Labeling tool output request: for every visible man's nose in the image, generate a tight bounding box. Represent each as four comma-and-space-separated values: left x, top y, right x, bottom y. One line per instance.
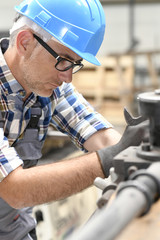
58, 68, 73, 84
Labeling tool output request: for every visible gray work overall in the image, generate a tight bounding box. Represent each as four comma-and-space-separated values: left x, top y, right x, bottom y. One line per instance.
0, 102, 44, 240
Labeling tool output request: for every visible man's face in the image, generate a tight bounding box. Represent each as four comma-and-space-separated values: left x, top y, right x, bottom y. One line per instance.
21, 37, 82, 97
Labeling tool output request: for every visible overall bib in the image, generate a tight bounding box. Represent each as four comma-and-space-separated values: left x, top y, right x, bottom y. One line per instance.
0, 102, 44, 240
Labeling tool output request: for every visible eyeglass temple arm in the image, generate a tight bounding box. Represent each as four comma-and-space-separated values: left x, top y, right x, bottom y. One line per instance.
33, 33, 59, 59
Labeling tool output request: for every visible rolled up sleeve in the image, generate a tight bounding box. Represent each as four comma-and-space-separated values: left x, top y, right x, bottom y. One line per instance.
51, 83, 113, 151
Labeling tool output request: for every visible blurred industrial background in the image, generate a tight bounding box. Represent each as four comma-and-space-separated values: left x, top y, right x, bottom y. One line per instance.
1, 0, 160, 239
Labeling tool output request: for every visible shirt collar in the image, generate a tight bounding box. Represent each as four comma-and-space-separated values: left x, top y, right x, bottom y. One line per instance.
0, 38, 27, 99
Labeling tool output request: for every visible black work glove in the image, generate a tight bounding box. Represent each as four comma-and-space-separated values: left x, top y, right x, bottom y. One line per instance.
97, 108, 149, 177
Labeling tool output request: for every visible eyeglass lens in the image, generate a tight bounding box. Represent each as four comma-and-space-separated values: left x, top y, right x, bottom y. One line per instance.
56, 59, 83, 74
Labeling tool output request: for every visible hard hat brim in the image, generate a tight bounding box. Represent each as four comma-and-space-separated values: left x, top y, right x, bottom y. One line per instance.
68, 47, 101, 66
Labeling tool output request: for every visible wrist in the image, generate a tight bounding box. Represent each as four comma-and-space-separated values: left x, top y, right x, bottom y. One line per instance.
96, 144, 120, 177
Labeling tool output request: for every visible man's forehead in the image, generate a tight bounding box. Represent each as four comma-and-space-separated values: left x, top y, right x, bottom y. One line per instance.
50, 37, 82, 61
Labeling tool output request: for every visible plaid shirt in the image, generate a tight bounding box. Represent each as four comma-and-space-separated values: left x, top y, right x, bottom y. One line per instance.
0, 38, 112, 181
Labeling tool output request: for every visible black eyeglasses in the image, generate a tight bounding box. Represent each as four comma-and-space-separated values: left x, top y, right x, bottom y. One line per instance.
33, 34, 84, 74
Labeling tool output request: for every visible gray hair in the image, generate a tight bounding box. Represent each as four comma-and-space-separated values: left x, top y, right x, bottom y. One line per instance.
9, 14, 60, 46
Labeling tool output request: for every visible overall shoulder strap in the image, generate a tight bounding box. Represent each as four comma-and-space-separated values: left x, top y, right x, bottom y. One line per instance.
27, 101, 42, 129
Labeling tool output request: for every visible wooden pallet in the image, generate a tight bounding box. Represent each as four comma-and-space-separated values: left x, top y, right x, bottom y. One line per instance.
73, 51, 160, 106
73, 55, 135, 109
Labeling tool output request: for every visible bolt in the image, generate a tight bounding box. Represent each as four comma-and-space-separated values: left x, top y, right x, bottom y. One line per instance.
127, 165, 138, 176
142, 143, 151, 152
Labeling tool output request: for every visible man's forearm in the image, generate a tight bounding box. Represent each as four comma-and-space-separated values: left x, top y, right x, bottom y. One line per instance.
0, 152, 104, 209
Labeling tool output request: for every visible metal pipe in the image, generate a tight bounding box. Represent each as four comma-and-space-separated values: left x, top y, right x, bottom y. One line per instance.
67, 162, 160, 240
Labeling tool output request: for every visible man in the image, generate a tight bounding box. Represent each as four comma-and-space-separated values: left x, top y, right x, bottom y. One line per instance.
0, 0, 147, 239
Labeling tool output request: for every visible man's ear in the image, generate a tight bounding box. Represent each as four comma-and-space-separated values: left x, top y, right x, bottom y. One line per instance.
16, 30, 35, 57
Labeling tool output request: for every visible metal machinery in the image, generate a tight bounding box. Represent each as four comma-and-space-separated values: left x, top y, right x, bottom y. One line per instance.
67, 89, 160, 240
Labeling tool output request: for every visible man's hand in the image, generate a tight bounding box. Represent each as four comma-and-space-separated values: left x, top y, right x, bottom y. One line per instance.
97, 108, 149, 177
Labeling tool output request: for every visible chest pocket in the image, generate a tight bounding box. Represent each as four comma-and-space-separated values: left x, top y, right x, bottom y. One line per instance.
13, 102, 44, 169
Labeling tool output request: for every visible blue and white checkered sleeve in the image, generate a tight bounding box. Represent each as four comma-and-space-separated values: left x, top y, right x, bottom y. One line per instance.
0, 129, 23, 182
51, 83, 113, 151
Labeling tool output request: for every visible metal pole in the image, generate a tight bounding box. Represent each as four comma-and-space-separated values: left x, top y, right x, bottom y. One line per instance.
67, 163, 160, 240
129, 0, 136, 51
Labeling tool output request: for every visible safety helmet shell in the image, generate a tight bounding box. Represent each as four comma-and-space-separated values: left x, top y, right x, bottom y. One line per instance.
15, 0, 106, 65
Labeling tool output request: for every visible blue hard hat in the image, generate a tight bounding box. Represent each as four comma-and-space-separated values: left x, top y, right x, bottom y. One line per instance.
15, 0, 106, 66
